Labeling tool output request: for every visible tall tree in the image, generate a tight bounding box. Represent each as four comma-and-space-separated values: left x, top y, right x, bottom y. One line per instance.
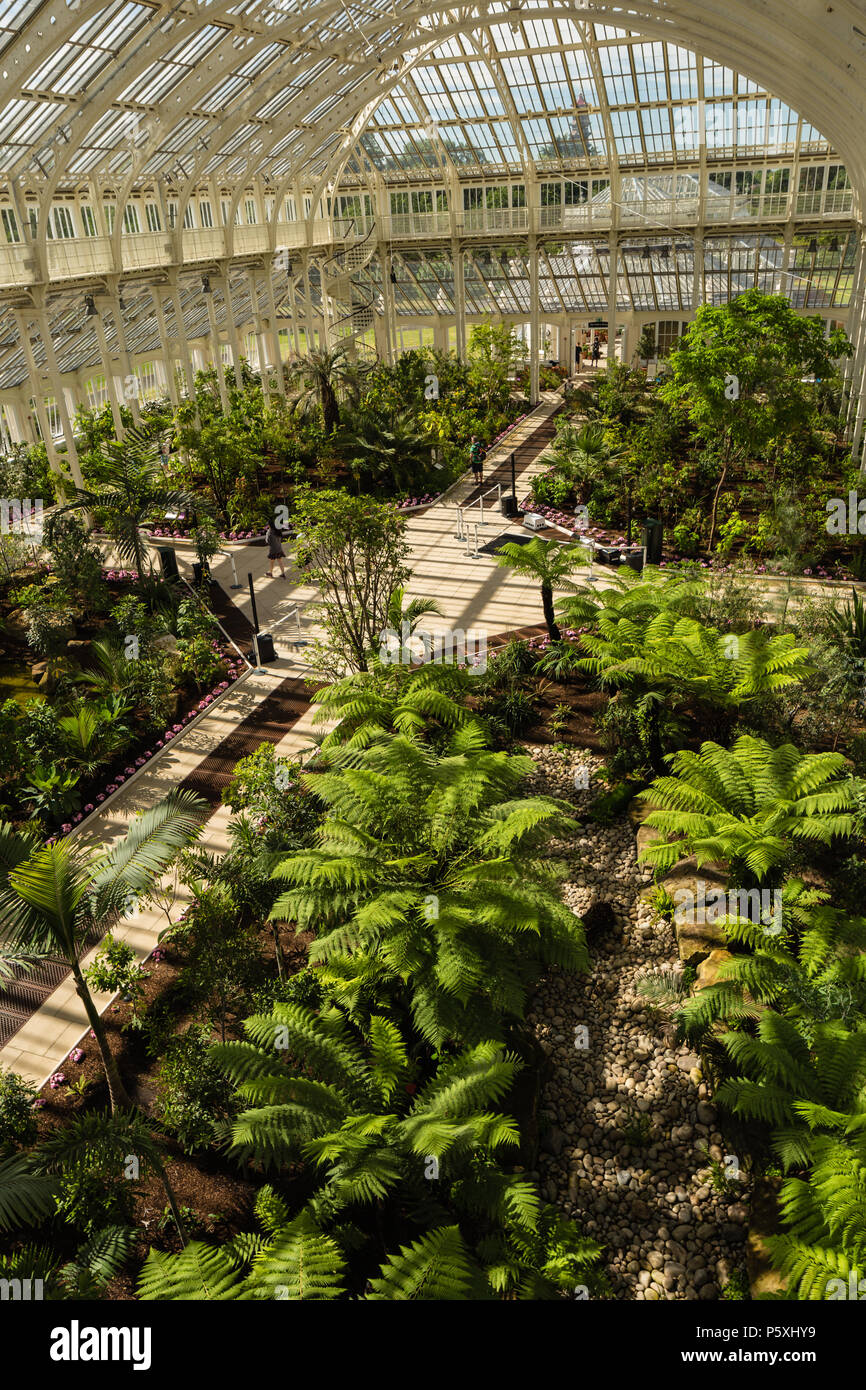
292, 488, 410, 677
657, 291, 851, 548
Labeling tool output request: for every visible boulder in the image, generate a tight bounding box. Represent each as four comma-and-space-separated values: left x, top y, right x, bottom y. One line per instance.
694, 949, 735, 991
4, 607, 29, 639
153, 633, 178, 654
661, 857, 730, 965
66, 638, 91, 654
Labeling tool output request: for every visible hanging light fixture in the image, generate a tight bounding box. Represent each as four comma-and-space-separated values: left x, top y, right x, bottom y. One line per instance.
389, 268, 398, 284
659, 245, 670, 260
84, 294, 97, 317
830, 236, 840, 252
808, 238, 818, 255
641, 245, 651, 260
201, 275, 212, 294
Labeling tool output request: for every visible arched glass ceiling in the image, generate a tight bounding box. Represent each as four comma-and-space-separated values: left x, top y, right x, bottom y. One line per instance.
0, 5, 837, 191
353, 25, 828, 181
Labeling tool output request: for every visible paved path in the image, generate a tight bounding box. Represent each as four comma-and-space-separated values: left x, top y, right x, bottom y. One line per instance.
0, 396, 567, 1088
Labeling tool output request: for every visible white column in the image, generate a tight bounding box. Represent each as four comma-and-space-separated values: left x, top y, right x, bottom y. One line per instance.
453, 240, 467, 360
607, 232, 618, 365
90, 309, 125, 436
152, 292, 180, 408
262, 263, 287, 396
205, 292, 230, 412
219, 273, 244, 390
36, 310, 83, 487
15, 315, 64, 482
529, 236, 540, 403
108, 289, 142, 426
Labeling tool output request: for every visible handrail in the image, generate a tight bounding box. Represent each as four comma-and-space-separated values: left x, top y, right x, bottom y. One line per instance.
461, 482, 502, 526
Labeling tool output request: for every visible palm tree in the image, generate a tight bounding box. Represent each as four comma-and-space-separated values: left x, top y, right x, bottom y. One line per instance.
288, 346, 367, 437
270, 731, 586, 1045
637, 736, 857, 886
494, 537, 587, 640
48, 425, 192, 583
338, 410, 434, 493
38, 1110, 190, 1247
0, 791, 206, 1112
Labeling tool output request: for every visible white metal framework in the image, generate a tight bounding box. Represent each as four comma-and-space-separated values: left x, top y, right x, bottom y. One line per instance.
1, 0, 866, 477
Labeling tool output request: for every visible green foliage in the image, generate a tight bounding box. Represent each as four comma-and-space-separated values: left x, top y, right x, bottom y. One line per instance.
270, 729, 587, 1045
292, 487, 410, 677
0, 1068, 39, 1152
221, 743, 321, 849
154, 1025, 236, 1152
638, 736, 857, 884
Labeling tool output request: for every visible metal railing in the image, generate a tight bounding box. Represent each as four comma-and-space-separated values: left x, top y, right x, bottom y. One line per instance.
458, 482, 502, 528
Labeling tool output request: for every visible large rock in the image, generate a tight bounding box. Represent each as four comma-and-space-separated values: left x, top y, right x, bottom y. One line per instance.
153, 633, 178, 654
661, 857, 730, 965
4, 607, 29, 640
694, 948, 735, 991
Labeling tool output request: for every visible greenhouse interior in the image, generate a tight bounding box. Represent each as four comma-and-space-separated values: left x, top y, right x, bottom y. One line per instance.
0, 0, 865, 1339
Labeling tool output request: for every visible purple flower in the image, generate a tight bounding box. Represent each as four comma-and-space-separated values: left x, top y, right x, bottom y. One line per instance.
49, 1072, 66, 1089
96, 793, 105, 803
69, 1048, 84, 1064
106, 784, 117, 794
60, 822, 72, 834
125, 765, 136, 776
84, 802, 94, 813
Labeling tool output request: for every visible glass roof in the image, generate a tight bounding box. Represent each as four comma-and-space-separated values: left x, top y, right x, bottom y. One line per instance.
0, 6, 834, 187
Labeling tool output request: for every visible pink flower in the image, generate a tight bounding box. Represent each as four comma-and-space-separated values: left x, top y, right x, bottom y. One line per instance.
49, 1072, 66, 1089
69, 1048, 84, 1064
96, 793, 105, 803
106, 784, 117, 794
60, 822, 72, 834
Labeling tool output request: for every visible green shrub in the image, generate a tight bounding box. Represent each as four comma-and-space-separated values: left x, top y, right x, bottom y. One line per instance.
0, 1068, 39, 1152
154, 1025, 235, 1152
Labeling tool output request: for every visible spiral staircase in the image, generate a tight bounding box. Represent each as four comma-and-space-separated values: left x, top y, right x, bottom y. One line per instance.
320, 219, 378, 354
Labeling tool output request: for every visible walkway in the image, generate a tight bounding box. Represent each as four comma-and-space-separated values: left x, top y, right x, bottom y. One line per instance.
2, 385, 857, 1089
0, 395, 567, 1088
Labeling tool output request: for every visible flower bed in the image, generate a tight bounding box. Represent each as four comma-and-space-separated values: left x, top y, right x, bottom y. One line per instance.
145, 524, 266, 543
46, 653, 248, 843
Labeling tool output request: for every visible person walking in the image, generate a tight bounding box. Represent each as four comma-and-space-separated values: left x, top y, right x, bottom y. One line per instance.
266, 519, 287, 578
469, 435, 486, 485
574, 342, 582, 373
591, 337, 601, 367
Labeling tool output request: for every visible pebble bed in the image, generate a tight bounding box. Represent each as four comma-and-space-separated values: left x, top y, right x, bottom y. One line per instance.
524, 745, 751, 1301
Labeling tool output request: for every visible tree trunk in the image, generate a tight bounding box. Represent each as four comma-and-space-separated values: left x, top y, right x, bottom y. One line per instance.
151, 1153, 188, 1248
71, 965, 135, 1114
541, 583, 561, 642
707, 440, 733, 552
